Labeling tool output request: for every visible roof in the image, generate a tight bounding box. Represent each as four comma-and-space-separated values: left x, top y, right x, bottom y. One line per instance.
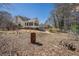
16, 16, 30, 21
15, 16, 39, 23
28, 18, 39, 23
28, 20, 38, 22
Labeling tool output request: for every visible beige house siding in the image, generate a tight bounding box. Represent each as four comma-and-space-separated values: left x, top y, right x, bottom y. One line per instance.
16, 16, 25, 28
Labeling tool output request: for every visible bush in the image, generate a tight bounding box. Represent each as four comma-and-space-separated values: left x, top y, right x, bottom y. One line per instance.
71, 23, 79, 33
48, 28, 59, 33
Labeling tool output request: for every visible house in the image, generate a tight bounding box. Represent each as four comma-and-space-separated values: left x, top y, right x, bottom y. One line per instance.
13, 16, 39, 29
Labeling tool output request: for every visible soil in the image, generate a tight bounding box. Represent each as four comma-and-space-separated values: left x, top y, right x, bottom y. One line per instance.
0, 29, 79, 56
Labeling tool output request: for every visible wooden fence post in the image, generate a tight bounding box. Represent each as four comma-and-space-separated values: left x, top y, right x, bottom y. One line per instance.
31, 32, 36, 43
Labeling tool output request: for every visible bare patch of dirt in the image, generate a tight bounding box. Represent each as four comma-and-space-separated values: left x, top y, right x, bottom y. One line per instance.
0, 30, 79, 56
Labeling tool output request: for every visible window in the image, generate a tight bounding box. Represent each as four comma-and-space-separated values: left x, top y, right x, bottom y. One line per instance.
25, 23, 27, 26
35, 23, 38, 26
29, 22, 33, 26
27, 23, 28, 26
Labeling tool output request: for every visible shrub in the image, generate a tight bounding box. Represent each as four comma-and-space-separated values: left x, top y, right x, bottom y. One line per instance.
48, 28, 59, 33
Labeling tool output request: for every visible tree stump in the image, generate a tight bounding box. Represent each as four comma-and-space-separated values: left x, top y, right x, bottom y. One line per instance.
30, 32, 36, 43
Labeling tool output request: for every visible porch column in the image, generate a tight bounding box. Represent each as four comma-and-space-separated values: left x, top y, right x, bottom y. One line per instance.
33, 22, 35, 26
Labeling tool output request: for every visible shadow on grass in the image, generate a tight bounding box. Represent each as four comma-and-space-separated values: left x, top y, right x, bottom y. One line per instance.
32, 42, 43, 46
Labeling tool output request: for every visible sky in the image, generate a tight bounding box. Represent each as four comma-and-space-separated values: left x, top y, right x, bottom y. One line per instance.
1, 3, 56, 23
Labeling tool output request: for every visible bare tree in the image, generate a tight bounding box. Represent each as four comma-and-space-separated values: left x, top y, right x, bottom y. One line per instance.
49, 4, 78, 31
